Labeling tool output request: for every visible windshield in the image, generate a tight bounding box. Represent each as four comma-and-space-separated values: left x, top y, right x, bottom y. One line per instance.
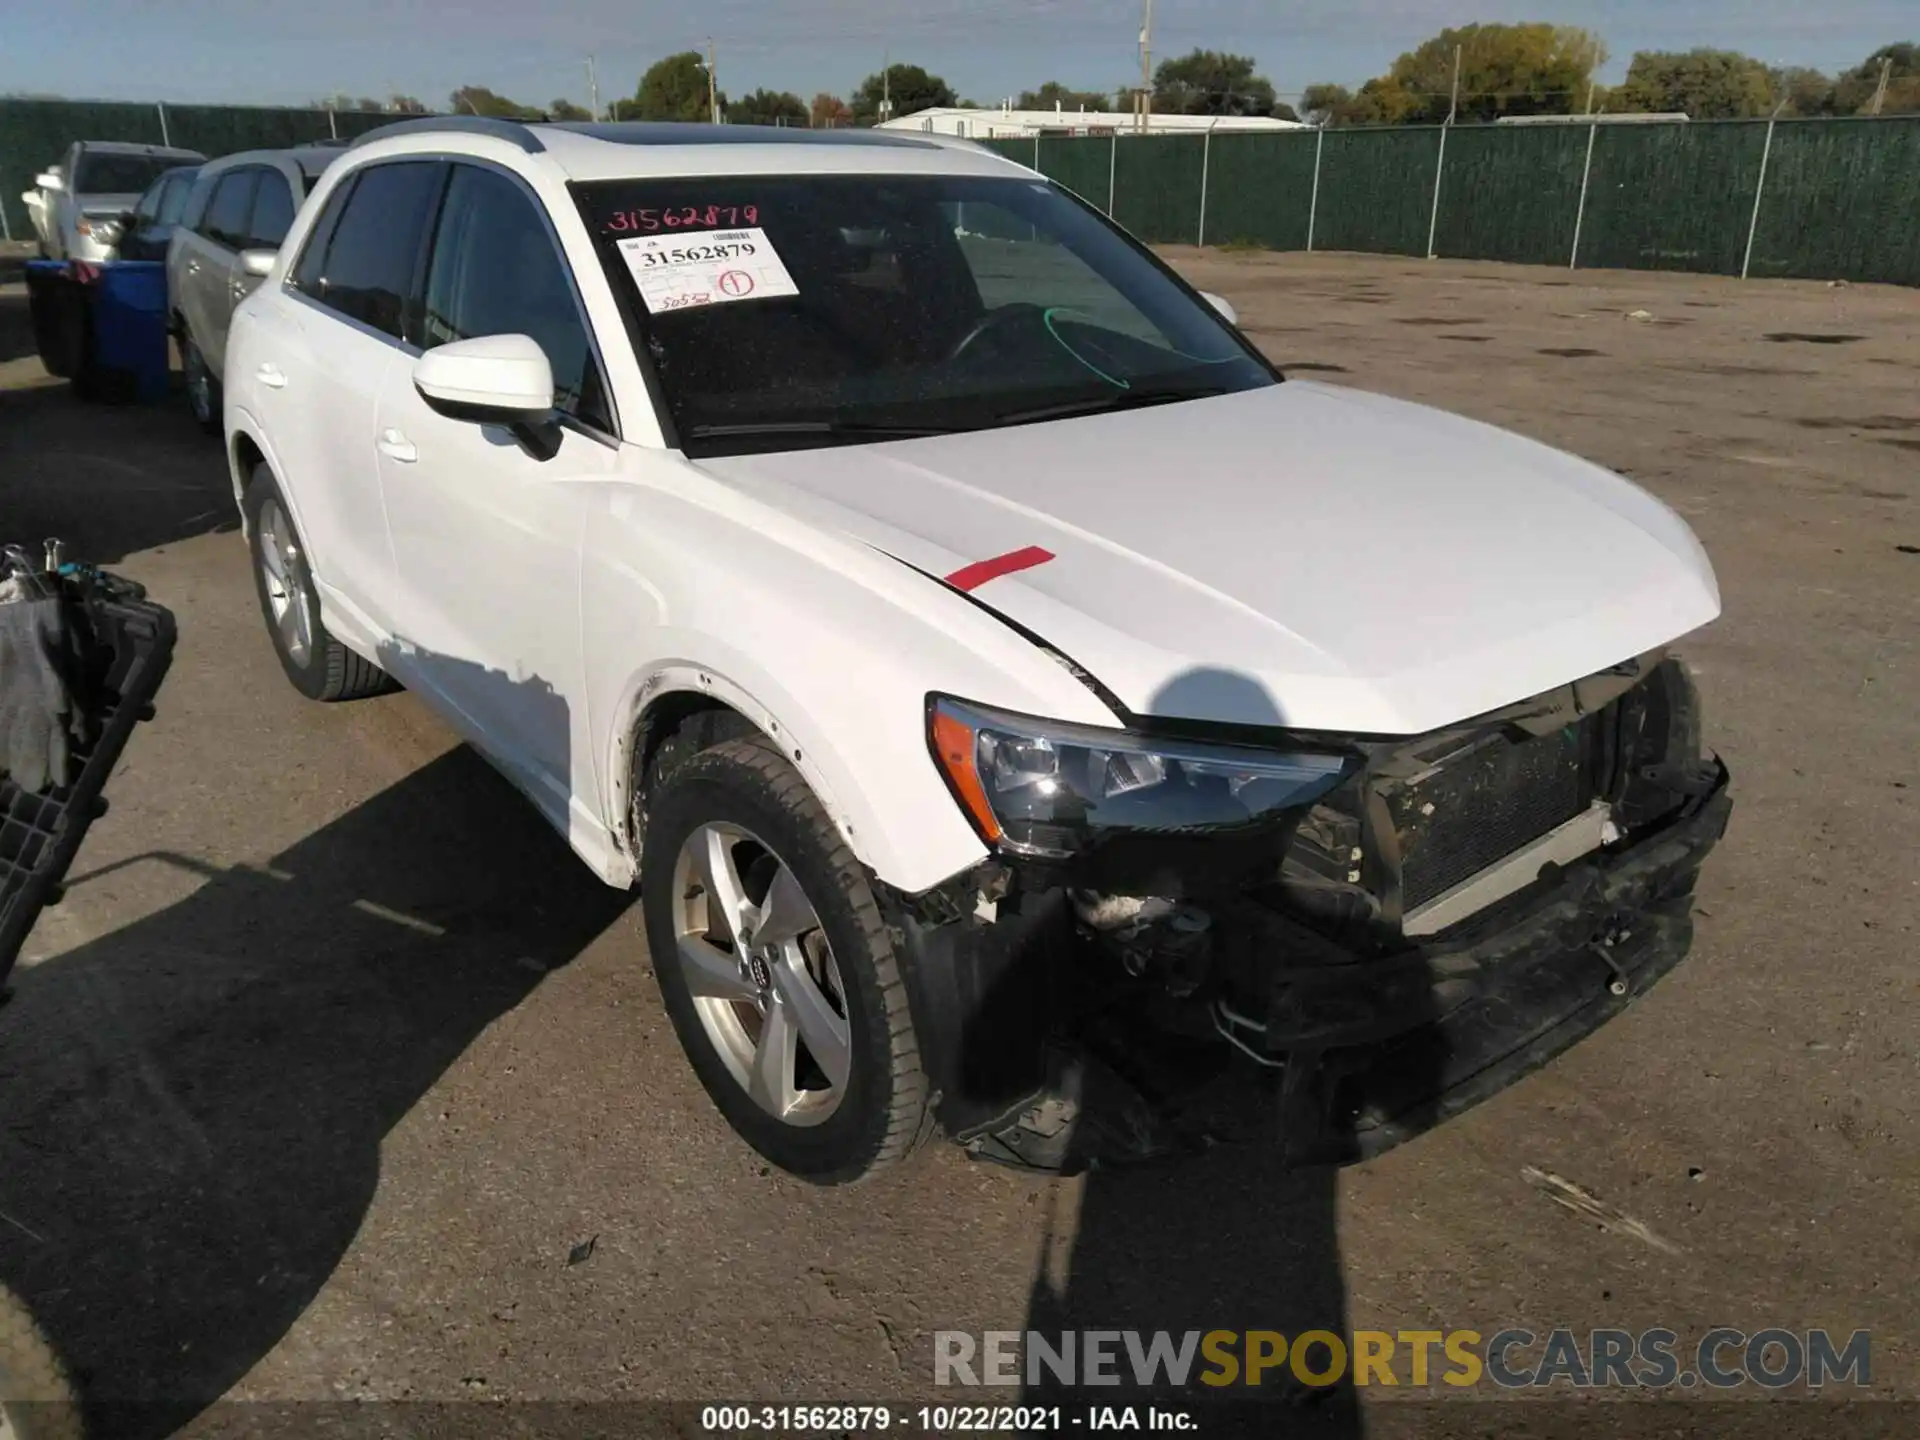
576, 173, 1275, 454
75, 154, 179, 195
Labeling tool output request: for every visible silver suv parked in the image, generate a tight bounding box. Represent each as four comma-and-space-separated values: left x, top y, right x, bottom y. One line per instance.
168, 145, 343, 431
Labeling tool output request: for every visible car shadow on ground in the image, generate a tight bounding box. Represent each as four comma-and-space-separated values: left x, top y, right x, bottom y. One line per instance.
0, 341, 234, 565
1016, 666, 1445, 1437
0, 700, 632, 1438
0, 286, 39, 364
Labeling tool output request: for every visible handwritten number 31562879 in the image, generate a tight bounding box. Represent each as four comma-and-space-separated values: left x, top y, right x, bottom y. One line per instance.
607, 205, 759, 234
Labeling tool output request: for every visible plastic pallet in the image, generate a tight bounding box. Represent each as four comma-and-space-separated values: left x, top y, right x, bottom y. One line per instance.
0, 572, 176, 988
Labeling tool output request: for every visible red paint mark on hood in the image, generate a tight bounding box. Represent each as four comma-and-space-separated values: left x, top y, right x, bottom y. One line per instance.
943, 545, 1056, 593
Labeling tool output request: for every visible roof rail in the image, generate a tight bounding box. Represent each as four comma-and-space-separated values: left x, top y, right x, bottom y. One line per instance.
347, 115, 547, 154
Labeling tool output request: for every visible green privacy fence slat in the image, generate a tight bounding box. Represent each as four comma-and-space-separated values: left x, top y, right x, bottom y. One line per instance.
1035, 136, 1113, 211
1746, 117, 1920, 288
0, 98, 406, 237
158, 104, 336, 158
1114, 135, 1206, 244
1577, 120, 1770, 275
1314, 127, 1442, 256
1431, 123, 1589, 266
1202, 131, 1319, 251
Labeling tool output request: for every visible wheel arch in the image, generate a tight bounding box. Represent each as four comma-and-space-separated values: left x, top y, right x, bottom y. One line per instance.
612, 665, 869, 877
606, 657, 990, 897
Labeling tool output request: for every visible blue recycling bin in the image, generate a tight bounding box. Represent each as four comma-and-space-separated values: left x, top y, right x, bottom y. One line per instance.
23, 258, 171, 402
89, 261, 170, 402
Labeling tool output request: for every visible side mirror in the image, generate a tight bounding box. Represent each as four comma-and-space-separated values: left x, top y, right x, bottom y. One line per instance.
1199, 291, 1239, 327
238, 248, 277, 278
35, 171, 63, 191
412, 334, 562, 460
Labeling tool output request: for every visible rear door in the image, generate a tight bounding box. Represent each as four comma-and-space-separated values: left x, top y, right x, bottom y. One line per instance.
177, 168, 254, 368
266, 160, 445, 641
197, 168, 259, 376
375, 160, 620, 820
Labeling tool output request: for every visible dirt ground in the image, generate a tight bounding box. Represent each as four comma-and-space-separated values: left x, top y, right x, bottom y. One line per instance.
0, 252, 1915, 1437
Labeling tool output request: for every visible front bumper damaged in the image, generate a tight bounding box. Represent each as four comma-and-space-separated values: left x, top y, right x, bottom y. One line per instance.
889, 759, 1732, 1175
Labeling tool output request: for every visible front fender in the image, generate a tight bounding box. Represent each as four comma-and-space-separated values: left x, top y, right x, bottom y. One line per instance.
603, 645, 981, 892
579, 467, 1119, 896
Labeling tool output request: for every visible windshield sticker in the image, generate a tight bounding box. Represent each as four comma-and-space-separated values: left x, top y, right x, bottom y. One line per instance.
616, 227, 799, 315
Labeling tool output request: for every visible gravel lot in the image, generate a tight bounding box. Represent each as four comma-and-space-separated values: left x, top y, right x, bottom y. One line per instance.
1, 251, 1916, 1438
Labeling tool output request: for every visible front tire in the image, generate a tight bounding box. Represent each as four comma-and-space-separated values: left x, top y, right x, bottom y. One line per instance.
244, 466, 393, 702
641, 735, 931, 1184
181, 332, 219, 435
0, 1284, 84, 1440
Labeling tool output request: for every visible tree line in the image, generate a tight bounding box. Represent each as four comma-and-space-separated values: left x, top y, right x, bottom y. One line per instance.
1301, 27, 1917, 124
317, 29, 1918, 130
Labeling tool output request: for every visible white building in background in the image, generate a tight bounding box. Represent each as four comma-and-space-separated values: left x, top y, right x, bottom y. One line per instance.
876, 105, 1308, 140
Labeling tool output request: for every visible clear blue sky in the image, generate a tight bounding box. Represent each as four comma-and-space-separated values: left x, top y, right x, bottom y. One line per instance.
4, 0, 1909, 110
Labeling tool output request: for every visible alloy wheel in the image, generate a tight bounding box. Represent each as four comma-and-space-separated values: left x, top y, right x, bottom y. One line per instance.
671, 822, 851, 1126
255, 497, 314, 668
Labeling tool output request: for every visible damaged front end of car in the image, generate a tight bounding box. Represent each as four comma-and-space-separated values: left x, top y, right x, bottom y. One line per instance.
878, 652, 1732, 1174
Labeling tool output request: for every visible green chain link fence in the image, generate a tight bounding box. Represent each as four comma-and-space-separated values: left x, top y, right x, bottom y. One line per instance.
1, 98, 408, 240
987, 115, 1920, 287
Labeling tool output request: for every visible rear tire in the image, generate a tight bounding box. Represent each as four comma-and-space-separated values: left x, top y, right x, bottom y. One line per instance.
244, 465, 393, 702
182, 332, 219, 435
0, 1283, 84, 1440
641, 735, 932, 1184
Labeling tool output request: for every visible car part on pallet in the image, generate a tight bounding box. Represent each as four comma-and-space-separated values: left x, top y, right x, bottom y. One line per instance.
0, 544, 177, 992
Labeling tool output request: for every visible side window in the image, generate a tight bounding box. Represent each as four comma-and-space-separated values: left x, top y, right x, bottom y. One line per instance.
203, 171, 258, 250
291, 174, 355, 295
246, 170, 297, 250
156, 175, 191, 226
308, 161, 443, 340
421, 164, 609, 429
179, 173, 216, 234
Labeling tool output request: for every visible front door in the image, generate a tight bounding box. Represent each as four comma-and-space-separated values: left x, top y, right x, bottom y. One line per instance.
375, 160, 621, 830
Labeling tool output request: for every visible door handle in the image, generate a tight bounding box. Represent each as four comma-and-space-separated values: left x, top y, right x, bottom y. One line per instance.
378, 428, 418, 463
256, 363, 286, 389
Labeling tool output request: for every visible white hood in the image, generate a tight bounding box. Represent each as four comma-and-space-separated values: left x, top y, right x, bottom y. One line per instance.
698, 382, 1720, 736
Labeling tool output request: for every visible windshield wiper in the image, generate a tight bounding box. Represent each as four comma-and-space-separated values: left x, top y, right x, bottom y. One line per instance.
993, 385, 1232, 427
685, 419, 969, 441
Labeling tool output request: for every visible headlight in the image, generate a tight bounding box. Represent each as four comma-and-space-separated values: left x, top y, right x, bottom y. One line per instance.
929, 696, 1359, 859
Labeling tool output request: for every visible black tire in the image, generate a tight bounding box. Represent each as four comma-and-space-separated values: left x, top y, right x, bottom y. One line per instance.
641, 734, 932, 1184
243, 465, 393, 702
181, 331, 220, 435
0, 1284, 84, 1440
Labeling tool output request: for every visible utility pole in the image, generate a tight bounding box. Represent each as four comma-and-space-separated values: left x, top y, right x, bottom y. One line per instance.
882, 50, 892, 123
1865, 57, 1892, 116
1446, 43, 1462, 124
1137, 0, 1154, 133
586, 56, 600, 121
1584, 79, 1596, 115
707, 38, 719, 123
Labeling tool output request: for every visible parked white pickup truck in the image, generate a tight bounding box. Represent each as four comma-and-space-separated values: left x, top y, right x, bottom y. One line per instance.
222, 117, 1731, 1182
